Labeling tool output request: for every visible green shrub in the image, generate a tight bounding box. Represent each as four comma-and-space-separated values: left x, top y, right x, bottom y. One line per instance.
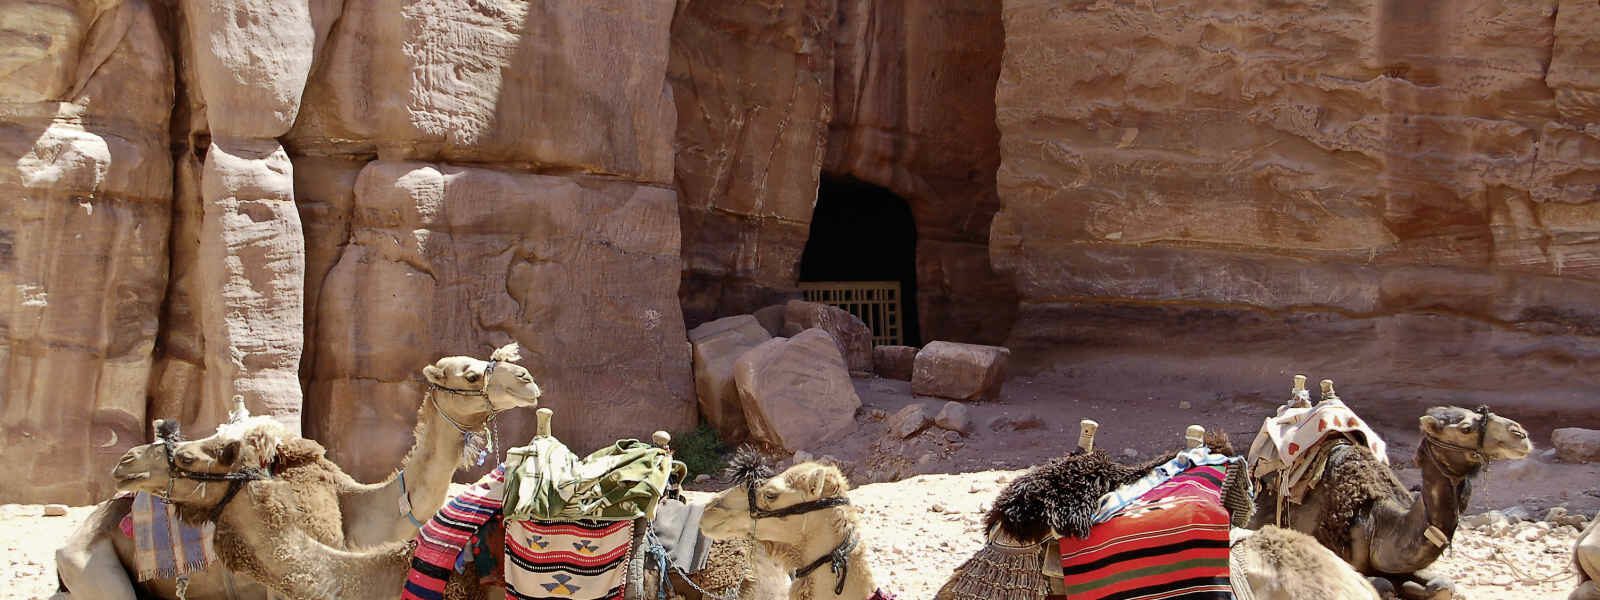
673, 424, 728, 480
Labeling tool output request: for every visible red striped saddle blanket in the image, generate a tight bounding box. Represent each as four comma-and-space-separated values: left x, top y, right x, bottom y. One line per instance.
1056, 465, 1233, 600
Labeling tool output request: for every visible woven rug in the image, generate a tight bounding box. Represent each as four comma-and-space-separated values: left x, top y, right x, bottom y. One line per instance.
124, 492, 216, 582
1058, 465, 1233, 600
504, 519, 635, 600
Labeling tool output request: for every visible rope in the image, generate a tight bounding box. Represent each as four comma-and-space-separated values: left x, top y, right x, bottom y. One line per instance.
642, 529, 742, 600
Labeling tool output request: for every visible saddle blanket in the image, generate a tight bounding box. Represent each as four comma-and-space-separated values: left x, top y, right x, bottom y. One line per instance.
402, 465, 507, 600
1247, 397, 1387, 504
121, 492, 217, 582
1059, 465, 1233, 600
505, 519, 634, 600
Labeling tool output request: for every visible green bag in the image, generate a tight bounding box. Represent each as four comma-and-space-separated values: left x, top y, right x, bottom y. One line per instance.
502, 437, 684, 522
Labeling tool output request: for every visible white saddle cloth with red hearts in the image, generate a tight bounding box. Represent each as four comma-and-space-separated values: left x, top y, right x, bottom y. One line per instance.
1247, 397, 1387, 500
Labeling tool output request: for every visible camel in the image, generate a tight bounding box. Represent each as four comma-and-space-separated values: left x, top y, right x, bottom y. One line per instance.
938, 421, 1378, 600
699, 456, 885, 600
1572, 518, 1600, 600
57, 344, 541, 600
1247, 403, 1533, 599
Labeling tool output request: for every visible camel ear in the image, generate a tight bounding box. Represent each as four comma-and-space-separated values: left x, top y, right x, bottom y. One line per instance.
240, 429, 280, 469
799, 465, 846, 498
423, 364, 446, 386
216, 440, 242, 467
1419, 414, 1441, 434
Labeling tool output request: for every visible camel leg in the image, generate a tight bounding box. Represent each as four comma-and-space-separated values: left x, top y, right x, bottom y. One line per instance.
1396, 574, 1454, 600
55, 535, 137, 600
1368, 576, 1398, 599
1571, 580, 1600, 600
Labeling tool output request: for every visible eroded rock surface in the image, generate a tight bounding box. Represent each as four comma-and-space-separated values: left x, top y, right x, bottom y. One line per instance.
782, 300, 873, 375
911, 341, 1009, 402
733, 329, 861, 454
991, 0, 1600, 411
873, 345, 918, 381
688, 315, 772, 443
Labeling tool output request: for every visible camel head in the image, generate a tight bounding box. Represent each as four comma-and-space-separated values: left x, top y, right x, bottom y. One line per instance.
111, 417, 289, 507
422, 342, 541, 421
701, 455, 856, 546
1419, 405, 1532, 461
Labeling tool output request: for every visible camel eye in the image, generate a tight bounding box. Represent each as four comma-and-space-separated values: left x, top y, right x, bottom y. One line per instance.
177, 454, 196, 466
463, 371, 480, 383
763, 490, 779, 501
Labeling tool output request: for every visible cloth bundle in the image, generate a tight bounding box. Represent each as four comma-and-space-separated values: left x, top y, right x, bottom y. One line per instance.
503, 438, 680, 523
402, 465, 507, 600
1057, 465, 1234, 600
124, 492, 217, 582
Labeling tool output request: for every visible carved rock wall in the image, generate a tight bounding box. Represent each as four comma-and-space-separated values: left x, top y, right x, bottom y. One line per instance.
992, 0, 1600, 411
671, 0, 1016, 344
0, 0, 174, 504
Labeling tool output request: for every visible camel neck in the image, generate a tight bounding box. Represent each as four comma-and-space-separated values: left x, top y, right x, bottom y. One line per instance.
790, 528, 877, 600
1416, 440, 1474, 539
400, 397, 474, 519
217, 485, 410, 600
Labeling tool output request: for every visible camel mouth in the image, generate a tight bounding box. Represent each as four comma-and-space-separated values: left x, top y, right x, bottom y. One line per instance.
112, 472, 151, 490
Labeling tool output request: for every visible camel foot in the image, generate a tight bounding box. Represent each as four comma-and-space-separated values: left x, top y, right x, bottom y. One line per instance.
1397, 577, 1454, 600
1369, 577, 1399, 599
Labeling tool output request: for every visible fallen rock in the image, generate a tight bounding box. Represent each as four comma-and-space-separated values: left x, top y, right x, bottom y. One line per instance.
753, 304, 787, 337
688, 315, 773, 442
42, 504, 68, 517
1552, 428, 1600, 463
988, 412, 1043, 432
873, 345, 919, 381
1463, 510, 1509, 530
911, 341, 1010, 402
783, 300, 873, 374
733, 328, 862, 453
934, 402, 972, 434
888, 404, 932, 439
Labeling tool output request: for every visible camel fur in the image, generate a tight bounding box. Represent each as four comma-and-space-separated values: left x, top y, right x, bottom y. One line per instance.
58, 346, 540, 599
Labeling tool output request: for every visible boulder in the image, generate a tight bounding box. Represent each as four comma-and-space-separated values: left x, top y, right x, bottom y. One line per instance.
753, 304, 788, 337
911, 341, 1010, 402
733, 329, 862, 453
934, 402, 972, 434
782, 300, 873, 374
989, 412, 1044, 432
873, 345, 918, 381
887, 404, 932, 439
1553, 428, 1600, 463
688, 315, 772, 442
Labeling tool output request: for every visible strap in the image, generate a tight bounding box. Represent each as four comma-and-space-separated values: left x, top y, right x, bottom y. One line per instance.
794, 531, 858, 596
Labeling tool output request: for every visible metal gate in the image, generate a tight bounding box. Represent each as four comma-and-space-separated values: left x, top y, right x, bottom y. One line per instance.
798, 281, 903, 346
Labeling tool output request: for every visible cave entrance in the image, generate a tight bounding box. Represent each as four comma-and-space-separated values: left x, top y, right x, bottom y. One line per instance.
798, 176, 921, 347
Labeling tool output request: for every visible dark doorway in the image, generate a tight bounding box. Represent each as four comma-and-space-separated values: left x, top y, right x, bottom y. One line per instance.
798, 177, 921, 346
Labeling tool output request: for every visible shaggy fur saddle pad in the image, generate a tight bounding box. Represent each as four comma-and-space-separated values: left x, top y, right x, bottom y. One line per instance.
985, 450, 1167, 542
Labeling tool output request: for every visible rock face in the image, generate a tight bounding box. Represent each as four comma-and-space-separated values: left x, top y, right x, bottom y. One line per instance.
911, 341, 1009, 402
873, 345, 919, 381
991, 0, 1600, 412
308, 161, 694, 478
783, 300, 873, 374
688, 315, 772, 443
733, 329, 862, 453
0, 0, 173, 504
1552, 428, 1600, 463
671, 0, 1017, 344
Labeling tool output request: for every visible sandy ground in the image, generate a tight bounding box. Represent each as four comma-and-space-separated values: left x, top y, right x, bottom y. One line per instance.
5, 372, 1594, 599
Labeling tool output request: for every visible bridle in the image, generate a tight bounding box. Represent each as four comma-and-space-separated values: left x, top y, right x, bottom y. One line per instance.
426, 358, 518, 466
1418, 405, 1495, 481
742, 476, 857, 596
154, 425, 272, 523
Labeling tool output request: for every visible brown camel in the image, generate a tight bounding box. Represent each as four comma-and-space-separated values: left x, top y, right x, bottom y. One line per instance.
1573, 518, 1600, 600
57, 344, 540, 599
1248, 405, 1533, 599
699, 460, 881, 600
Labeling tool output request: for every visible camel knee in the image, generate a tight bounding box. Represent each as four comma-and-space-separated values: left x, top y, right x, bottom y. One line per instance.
1578, 538, 1600, 580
